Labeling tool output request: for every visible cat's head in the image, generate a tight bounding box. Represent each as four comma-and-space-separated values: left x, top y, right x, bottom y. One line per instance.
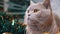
25, 0, 52, 24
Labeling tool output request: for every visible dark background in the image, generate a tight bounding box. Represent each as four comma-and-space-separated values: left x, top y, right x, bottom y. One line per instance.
0, 0, 30, 34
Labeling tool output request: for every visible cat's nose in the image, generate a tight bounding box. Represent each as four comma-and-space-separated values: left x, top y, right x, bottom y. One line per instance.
28, 14, 30, 16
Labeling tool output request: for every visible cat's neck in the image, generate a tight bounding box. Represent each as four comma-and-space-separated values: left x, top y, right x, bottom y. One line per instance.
39, 15, 59, 34
39, 22, 58, 34
38, 15, 53, 32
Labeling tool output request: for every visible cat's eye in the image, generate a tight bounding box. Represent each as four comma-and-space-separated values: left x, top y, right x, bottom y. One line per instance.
34, 9, 39, 13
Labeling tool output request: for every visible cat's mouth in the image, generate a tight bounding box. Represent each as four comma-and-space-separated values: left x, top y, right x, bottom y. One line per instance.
28, 17, 30, 20
28, 16, 31, 20
28, 16, 34, 21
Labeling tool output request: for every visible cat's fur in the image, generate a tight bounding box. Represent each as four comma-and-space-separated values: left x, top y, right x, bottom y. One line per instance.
24, 0, 60, 34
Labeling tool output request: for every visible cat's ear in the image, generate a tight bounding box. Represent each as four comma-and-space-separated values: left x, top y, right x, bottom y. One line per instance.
43, 0, 51, 9
30, 0, 35, 5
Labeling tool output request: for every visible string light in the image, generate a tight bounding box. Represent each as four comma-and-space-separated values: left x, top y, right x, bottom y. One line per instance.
11, 17, 15, 26
56, 32, 60, 34
43, 32, 50, 34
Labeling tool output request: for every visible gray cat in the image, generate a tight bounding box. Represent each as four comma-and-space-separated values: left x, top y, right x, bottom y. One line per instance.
24, 0, 60, 34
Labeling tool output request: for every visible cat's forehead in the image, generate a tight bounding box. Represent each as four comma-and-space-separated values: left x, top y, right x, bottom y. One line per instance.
27, 3, 45, 10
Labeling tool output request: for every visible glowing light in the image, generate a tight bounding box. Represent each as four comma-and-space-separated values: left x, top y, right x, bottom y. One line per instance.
56, 32, 60, 34
12, 19, 15, 26
43, 32, 50, 34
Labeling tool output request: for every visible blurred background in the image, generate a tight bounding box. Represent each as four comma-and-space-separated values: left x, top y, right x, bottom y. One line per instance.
0, 0, 60, 34
0, 0, 30, 34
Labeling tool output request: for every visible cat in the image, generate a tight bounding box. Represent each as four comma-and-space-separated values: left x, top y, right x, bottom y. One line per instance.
24, 0, 60, 34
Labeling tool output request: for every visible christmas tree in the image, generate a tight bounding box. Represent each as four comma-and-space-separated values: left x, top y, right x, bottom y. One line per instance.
0, 0, 30, 34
